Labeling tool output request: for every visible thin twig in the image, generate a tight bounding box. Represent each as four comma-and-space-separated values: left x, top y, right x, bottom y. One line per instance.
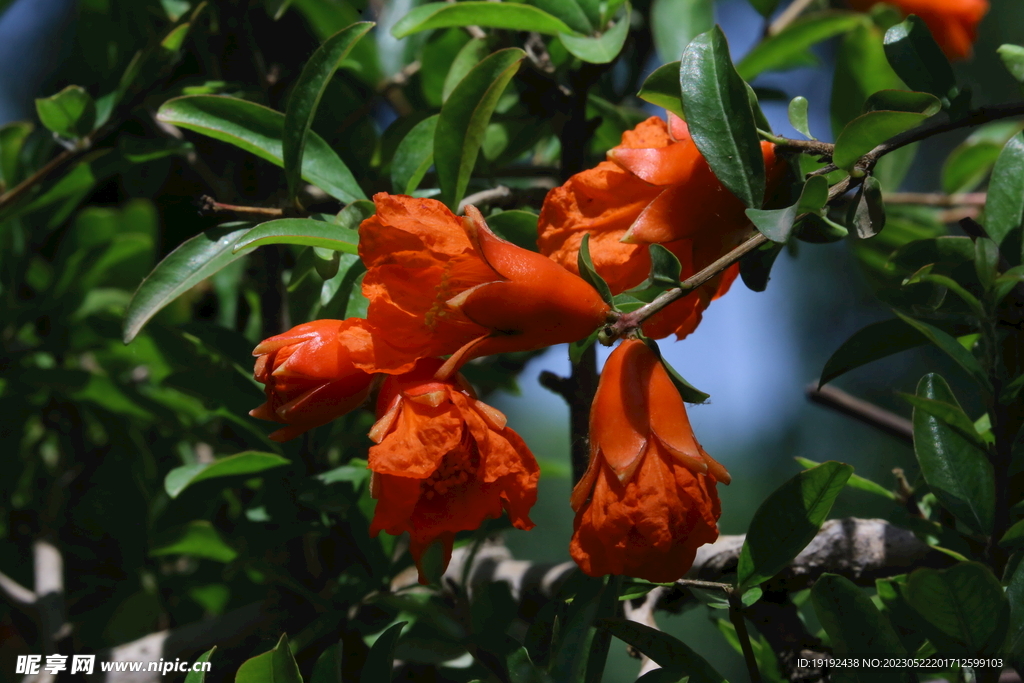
459, 186, 512, 212
198, 195, 305, 220
885, 192, 986, 207
767, 0, 819, 36
0, 569, 36, 607
806, 384, 913, 445
729, 589, 763, 683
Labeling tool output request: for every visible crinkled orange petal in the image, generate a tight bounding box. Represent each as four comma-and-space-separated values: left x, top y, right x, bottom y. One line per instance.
367, 397, 464, 478
359, 193, 474, 266
618, 116, 674, 150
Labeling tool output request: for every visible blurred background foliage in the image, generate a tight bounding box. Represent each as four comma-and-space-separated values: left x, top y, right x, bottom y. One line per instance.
0, 0, 1022, 681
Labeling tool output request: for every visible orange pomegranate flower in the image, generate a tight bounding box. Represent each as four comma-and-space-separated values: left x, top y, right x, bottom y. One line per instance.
570, 339, 729, 582
367, 358, 539, 583
538, 114, 782, 340
848, 0, 988, 60
359, 193, 612, 377
250, 318, 414, 441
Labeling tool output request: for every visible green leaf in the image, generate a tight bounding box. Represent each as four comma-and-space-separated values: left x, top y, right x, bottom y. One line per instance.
746, 0, 779, 19
435, 48, 524, 209
883, 16, 956, 100
831, 23, 902, 137
597, 618, 725, 683
833, 111, 930, 171
310, 645, 341, 683
35, 85, 96, 139
847, 175, 886, 239
638, 62, 684, 120
650, 0, 712, 63
895, 313, 990, 391
184, 647, 215, 683
737, 461, 853, 591
1000, 44, 1024, 83
360, 621, 406, 683
811, 574, 908, 671
941, 122, 1024, 195
526, 0, 593, 35
794, 457, 896, 500
903, 562, 1008, 654
150, 521, 237, 563
1001, 519, 1024, 552
737, 12, 864, 81
795, 213, 848, 243
901, 393, 984, 448
985, 132, 1024, 246
0, 121, 33, 189
442, 38, 488, 103
390, 115, 437, 195
233, 218, 359, 254
487, 210, 539, 251
862, 89, 941, 115
745, 175, 828, 243
391, 2, 574, 38
577, 234, 614, 306
911, 373, 995, 536
157, 96, 365, 203
560, 5, 631, 64
1006, 554, 1024, 672
283, 22, 374, 201
738, 241, 783, 293
680, 26, 765, 209
973, 237, 1000, 291
657, 353, 710, 404
236, 634, 304, 683
124, 224, 253, 343
165, 451, 291, 499
788, 96, 813, 139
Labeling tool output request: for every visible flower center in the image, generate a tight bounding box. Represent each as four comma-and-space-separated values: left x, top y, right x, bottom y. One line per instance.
425, 260, 457, 330
421, 443, 479, 499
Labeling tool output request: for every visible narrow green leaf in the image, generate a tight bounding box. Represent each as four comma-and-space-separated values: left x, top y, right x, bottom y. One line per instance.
435, 48, 524, 209
233, 218, 359, 254
283, 22, 374, 201
1001, 519, 1024, 552
788, 96, 813, 139
236, 634, 303, 683
35, 85, 96, 139
165, 451, 290, 499
1000, 44, 1024, 83
883, 16, 956, 100
812, 574, 908, 674
903, 562, 1008, 654
912, 374, 995, 536
310, 645, 341, 683
833, 110, 929, 170
863, 89, 941, 115
746, 175, 828, 243
150, 521, 237, 563
650, 0, 712, 63
900, 393, 984, 447
637, 62, 684, 120
391, 2, 574, 38
577, 234, 614, 306
360, 622, 407, 683
442, 38, 488, 103
124, 224, 253, 343
597, 618, 726, 683
737, 12, 864, 81
560, 5, 631, 64
680, 26, 765, 208
941, 122, 1024, 194
974, 237, 1000, 291
659, 354, 710, 404
526, 0, 593, 35
550, 576, 616, 683
794, 457, 896, 500
391, 115, 437, 195
895, 313, 990, 391
847, 175, 886, 239
737, 461, 853, 590
184, 647, 215, 683
157, 96, 365, 203
985, 132, 1024, 246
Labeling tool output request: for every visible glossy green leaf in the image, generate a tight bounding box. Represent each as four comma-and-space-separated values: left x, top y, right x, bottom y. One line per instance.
391, 2, 574, 38
150, 521, 237, 562
526, 0, 592, 35
812, 574, 908, 672
283, 22, 374, 201
650, 0, 712, 63
549, 576, 617, 683
901, 392, 984, 448
360, 621, 406, 683
883, 16, 956, 100
184, 647, 215, 683
157, 96, 365, 203
895, 313, 990, 390
985, 132, 1024, 246
234, 218, 359, 254
391, 116, 437, 195
903, 562, 1008, 654
487, 210, 539, 251
746, 175, 828, 243
739, 241, 783, 292
737, 12, 864, 81
435, 48, 524, 209
941, 122, 1023, 195
597, 618, 725, 683
794, 458, 896, 500
653, 344, 710, 404
974, 237, 999, 291
788, 96, 813, 139
577, 234, 613, 306
560, 5, 630, 64
847, 175, 886, 239
124, 224, 253, 343
737, 461, 853, 590
637, 62, 684, 120
863, 89, 941, 116
236, 634, 304, 683
165, 451, 290, 498
833, 111, 930, 170
680, 26, 764, 209
912, 374, 994, 536
1007, 555, 1024, 672
0, 121, 33, 189
999, 44, 1024, 83
35, 85, 96, 139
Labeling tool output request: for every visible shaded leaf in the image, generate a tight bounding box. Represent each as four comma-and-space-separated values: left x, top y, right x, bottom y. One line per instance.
391, 115, 437, 195
862, 90, 941, 115
746, 175, 828, 243
847, 175, 886, 239
597, 618, 725, 683
794, 457, 896, 500
577, 234, 613, 306
903, 562, 1008, 654
737, 12, 864, 81
560, 5, 630, 64
650, 0, 712, 63
895, 313, 990, 391
487, 210, 539, 251
360, 622, 407, 683
233, 218, 359, 254
165, 451, 290, 499
184, 648, 215, 683
35, 85, 96, 139
236, 634, 304, 683
985, 132, 1024, 246
833, 110, 930, 170
999, 44, 1024, 83
150, 521, 237, 563
392, 2, 574, 38
883, 16, 956, 100
739, 241, 783, 292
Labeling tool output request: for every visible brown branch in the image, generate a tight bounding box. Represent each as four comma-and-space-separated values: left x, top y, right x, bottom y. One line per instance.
805, 384, 913, 445
198, 195, 306, 220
